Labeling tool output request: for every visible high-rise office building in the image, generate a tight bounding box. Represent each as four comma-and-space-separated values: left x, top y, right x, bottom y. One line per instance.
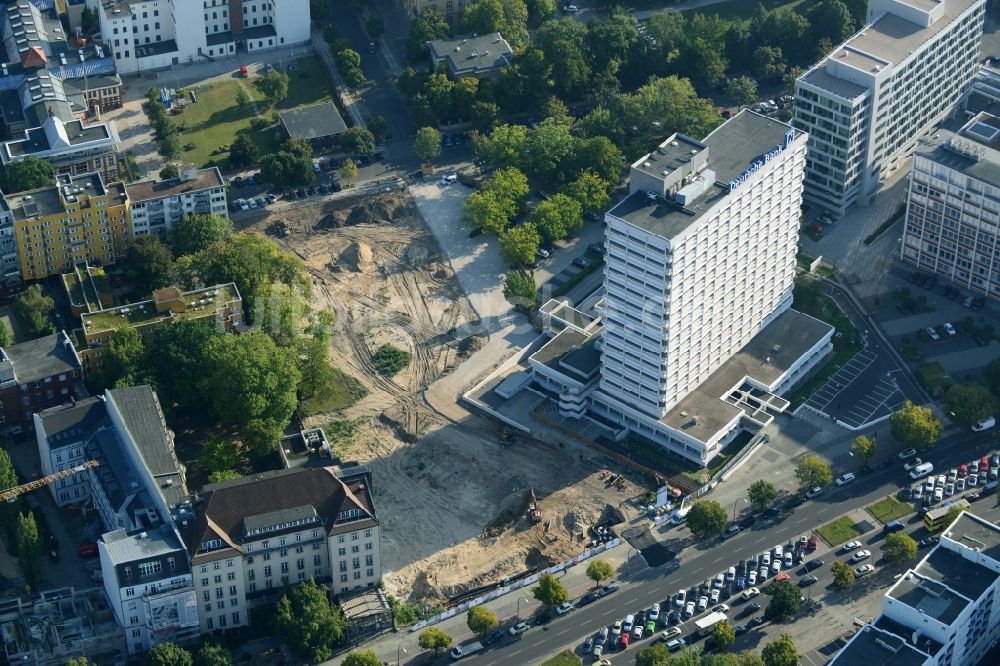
794, 0, 984, 215
901, 111, 1000, 302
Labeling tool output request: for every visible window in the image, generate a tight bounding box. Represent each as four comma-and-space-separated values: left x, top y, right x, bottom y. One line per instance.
227, 572, 236, 581
229, 585, 237, 596
314, 555, 322, 566
232, 612, 241, 625
364, 529, 372, 537
264, 565, 272, 577
139, 561, 162, 576
281, 562, 289, 573
367, 568, 375, 577
207, 617, 214, 630
217, 601, 225, 610
214, 575, 222, 584
216, 588, 224, 599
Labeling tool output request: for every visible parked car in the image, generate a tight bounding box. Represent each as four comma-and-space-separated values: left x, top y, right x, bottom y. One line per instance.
573, 257, 592, 269
78, 543, 98, 558
926, 326, 941, 341
509, 622, 530, 636
842, 541, 862, 553
835, 473, 856, 486
944, 322, 957, 336
904, 458, 923, 472
661, 627, 682, 642
851, 550, 872, 562
555, 602, 573, 615
855, 564, 875, 577
803, 559, 825, 572
899, 448, 918, 460
799, 575, 819, 587
805, 486, 823, 499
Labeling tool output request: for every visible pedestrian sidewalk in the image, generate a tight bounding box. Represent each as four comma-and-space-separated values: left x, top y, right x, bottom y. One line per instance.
324, 542, 633, 665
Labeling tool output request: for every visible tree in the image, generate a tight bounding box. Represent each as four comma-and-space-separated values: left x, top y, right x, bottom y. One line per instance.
747, 479, 778, 509
200, 435, 238, 477
261, 148, 314, 187
764, 579, 802, 621
340, 158, 358, 186
16, 511, 41, 585
532, 573, 568, 609
503, 270, 537, 314
499, 223, 541, 267
471, 123, 529, 170
528, 0, 556, 22
101, 327, 147, 389
149, 320, 219, 408
586, 559, 615, 586
530, 194, 583, 244
884, 532, 918, 565
890, 401, 943, 451
725, 76, 758, 108
126, 234, 174, 294
943, 383, 992, 427
364, 14, 385, 39
235, 85, 251, 107
762, 634, 799, 666
484, 167, 529, 217
751, 46, 786, 83
160, 163, 180, 180
714, 620, 736, 651
467, 605, 498, 637
195, 643, 232, 666
407, 7, 449, 61
563, 171, 610, 216
942, 504, 969, 530
0, 450, 19, 549
413, 127, 442, 163
11, 284, 55, 339
0, 320, 9, 347
170, 213, 233, 257
275, 580, 345, 663
686, 499, 728, 538
795, 454, 833, 489
257, 71, 290, 102
465, 191, 511, 235
342, 652, 381, 666
67, 658, 95, 666
524, 118, 576, 186
851, 435, 878, 467
831, 560, 855, 588
535, 19, 591, 100
0, 156, 53, 194
208, 470, 241, 483
229, 134, 260, 168
808, 0, 856, 46
201, 331, 300, 456
149, 643, 193, 666
340, 126, 376, 156
418, 627, 452, 655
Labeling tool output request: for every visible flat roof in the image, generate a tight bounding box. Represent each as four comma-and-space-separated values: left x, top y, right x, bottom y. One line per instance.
631, 134, 706, 181
4, 119, 114, 158
659, 308, 833, 440
942, 511, 1000, 562
278, 102, 348, 141
530, 327, 602, 383
81, 283, 239, 337
124, 167, 223, 202
428, 32, 513, 76
888, 548, 997, 625
846, 1, 978, 67
3, 331, 78, 382
102, 524, 185, 566
608, 111, 803, 240
830, 624, 933, 666
916, 113, 1000, 186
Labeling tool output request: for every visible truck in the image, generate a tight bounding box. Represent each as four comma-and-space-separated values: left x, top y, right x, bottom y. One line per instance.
693, 611, 728, 637
450, 641, 484, 660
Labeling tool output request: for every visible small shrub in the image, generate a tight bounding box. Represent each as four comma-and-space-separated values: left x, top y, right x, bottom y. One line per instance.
250, 117, 270, 131
372, 344, 412, 376
183, 142, 196, 151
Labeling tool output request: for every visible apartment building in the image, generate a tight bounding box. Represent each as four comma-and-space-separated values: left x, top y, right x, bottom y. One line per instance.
0, 331, 82, 435
95, 0, 311, 75
126, 165, 227, 239
831, 511, 1000, 665
793, 0, 985, 215
0, 198, 22, 289
74, 283, 243, 370
0, 111, 121, 184
901, 111, 1000, 302
5, 172, 129, 281
183, 465, 381, 633
515, 111, 834, 465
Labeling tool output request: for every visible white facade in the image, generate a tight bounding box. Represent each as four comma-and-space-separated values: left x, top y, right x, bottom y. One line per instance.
126, 166, 228, 239
794, 0, 985, 214
94, 0, 310, 74
901, 112, 1000, 302
600, 118, 806, 417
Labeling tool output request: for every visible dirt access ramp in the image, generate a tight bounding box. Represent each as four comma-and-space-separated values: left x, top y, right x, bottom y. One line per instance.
245, 192, 632, 602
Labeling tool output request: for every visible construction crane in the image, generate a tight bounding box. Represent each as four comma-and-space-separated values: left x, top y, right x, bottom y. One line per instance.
1, 460, 99, 503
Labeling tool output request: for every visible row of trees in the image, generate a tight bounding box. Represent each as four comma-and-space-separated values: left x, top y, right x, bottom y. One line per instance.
145, 87, 182, 160
335, 48, 367, 89
121, 640, 234, 666
635, 632, 800, 665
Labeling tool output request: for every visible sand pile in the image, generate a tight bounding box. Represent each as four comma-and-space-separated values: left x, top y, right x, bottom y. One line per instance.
335, 241, 375, 272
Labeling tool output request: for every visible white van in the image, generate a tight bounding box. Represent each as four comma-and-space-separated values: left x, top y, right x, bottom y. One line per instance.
670, 506, 690, 525
910, 462, 934, 480
623, 614, 635, 633
973, 416, 996, 432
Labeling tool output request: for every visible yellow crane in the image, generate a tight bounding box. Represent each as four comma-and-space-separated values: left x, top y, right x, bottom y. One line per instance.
1, 460, 99, 503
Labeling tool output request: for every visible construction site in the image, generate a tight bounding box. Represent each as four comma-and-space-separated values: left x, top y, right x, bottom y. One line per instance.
247, 190, 645, 603
0, 588, 125, 665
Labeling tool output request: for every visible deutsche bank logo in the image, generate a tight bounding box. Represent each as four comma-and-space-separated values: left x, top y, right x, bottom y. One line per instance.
728, 128, 797, 193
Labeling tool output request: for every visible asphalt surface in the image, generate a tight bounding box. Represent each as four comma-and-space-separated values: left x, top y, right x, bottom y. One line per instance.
449, 427, 999, 665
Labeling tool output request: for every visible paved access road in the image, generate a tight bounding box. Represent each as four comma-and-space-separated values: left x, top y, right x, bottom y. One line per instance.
448, 427, 998, 666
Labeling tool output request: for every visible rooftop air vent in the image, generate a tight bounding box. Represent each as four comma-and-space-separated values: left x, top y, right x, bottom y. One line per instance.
670, 141, 678, 146
690, 149, 697, 155
643, 161, 652, 168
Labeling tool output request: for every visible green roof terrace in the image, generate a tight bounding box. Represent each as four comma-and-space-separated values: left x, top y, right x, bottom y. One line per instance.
80, 283, 242, 341
63, 264, 112, 313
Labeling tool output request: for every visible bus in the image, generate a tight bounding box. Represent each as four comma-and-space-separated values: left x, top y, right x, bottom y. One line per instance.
924, 499, 971, 531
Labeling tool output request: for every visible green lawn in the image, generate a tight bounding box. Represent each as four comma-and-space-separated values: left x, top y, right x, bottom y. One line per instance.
817, 516, 863, 546
867, 496, 913, 524
540, 651, 581, 666
174, 56, 335, 169
300, 368, 368, 416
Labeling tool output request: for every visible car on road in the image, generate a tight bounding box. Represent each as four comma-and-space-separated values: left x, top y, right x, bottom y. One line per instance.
577, 592, 599, 607
944, 322, 956, 336
855, 564, 875, 577
536, 247, 550, 259
804, 559, 825, 572
904, 458, 924, 472
842, 540, 862, 553
509, 622, 530, 636
926, 326, 941, 341
744, 602, 762, 615
741, 587, 760, 600
851, 549, 872, 562
661, 627, 682, 642
666, 637, 686, 652
588, 242, 605, 255
562, 3, 580, 11
555, 602, 573, 615
675, 589, 687, 608
723, 524, 742, 539
748, 617, 766, 628
486, 631, 505, 646
836, 473, 856, 486
899, 448, 918, 460
762, 506, 781, 519
805, 486, 823, 499
78, 543, 98, 558
600, 583, 620, 596
799, 575, 819, 587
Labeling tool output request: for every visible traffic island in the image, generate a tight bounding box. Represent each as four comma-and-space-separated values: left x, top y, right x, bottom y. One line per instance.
865, 496, 913, 524
817, 516, 865, 547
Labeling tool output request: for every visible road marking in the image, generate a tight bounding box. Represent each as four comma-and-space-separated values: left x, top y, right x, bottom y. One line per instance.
509, 650, 521, 656
556, 628, 572, 636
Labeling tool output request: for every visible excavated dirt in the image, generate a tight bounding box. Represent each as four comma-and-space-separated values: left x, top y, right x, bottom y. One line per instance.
243, 191, 628, 603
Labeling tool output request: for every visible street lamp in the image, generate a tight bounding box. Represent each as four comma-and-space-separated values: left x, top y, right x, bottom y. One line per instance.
516, 596, 530, 620
397, 646, 406, 665
732, 497, 748, 522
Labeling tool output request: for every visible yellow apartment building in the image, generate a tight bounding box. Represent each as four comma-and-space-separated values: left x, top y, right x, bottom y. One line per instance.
6, 172, 129, 281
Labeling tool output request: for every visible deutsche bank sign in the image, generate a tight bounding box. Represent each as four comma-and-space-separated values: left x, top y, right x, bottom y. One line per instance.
728, 128, 797, 193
